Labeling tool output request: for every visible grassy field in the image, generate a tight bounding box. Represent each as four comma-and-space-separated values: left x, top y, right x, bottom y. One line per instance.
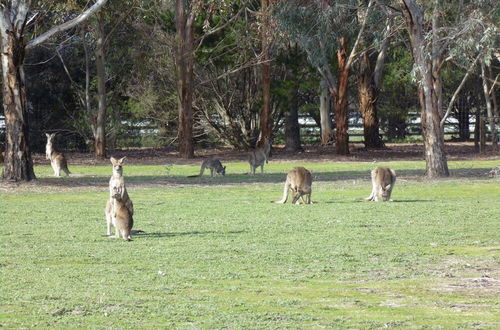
1, 160, 499, 328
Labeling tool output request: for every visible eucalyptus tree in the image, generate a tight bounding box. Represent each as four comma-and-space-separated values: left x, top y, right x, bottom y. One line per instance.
56, 0, 139, 156
397, 0, 498, 177
275, 0, 375, 155
357, 9, 393, 149
258, 0, 272, 146
0, 0, 108, 181
175, 0, 247, 158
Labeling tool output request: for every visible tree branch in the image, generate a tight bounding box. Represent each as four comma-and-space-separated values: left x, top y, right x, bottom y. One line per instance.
373, 17, 393, 88
440, 53, 481, 127
26, 0, 108, 50
345, 0, 375, 70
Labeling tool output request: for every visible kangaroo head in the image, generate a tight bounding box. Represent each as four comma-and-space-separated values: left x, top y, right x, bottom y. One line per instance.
110, 156, 126, 175
45, 133, 56, 144
220, 166, 226, 176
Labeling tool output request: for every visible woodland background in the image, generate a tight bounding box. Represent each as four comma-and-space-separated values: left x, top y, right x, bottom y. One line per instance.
0, 0, 498, 179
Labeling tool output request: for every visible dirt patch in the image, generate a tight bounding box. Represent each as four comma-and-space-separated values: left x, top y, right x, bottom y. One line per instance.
1, 142, 499, 193
434, 276, 500, 294
28, 142, 500, 166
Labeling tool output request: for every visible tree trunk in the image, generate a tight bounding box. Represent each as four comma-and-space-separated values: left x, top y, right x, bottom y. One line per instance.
94, 13, 107, 158
0, 0, 107, 181
319, 78, 333, 145
401, 0, 449, 177
1, 33, 36, 181
481, 62, 497, 150
332, 38, 350, 155
258, 0, 272, 146
284, 79, 302, 152
358, 51, 383, 148
175, 0, 195, 158
432, 0, 443, 118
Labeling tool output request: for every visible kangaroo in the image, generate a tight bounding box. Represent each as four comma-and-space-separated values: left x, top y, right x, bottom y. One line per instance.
109, 182, 134, 241
45, 133, 70, 176
105, 156, 134, 237
364, 167, 396, 202
274, 167, 312, 204
188, 158, 226, 177
248, 138, 271, 175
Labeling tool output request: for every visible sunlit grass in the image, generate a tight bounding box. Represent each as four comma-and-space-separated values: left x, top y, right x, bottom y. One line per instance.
1, 160, 499, 328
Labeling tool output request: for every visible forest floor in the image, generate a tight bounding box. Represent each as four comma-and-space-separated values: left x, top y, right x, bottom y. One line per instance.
29, 141, 500, 167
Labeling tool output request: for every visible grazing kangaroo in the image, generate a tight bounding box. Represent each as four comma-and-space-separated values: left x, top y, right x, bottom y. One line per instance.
105, 157, 134, 238
364, 167, 396, 202
248, 138, 271, 175
274, 167, 312, 204
188, 158, 226, 177
45, 133, 70, 176
109, 182, 134, 241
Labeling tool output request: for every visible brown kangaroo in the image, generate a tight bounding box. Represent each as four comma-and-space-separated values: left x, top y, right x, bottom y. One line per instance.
274, 167, 312, 204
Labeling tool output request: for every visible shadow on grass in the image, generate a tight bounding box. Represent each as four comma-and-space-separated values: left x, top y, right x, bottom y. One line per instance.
391, 199, 433, 203
322, 199, 434, 204
35, 167, 493, 188
133, 230, 246, 238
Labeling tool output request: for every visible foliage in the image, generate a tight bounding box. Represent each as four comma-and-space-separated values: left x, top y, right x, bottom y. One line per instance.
273, 0, 360, 69
1, 160, 499, 327
0, 0, 497, 154
378, 45, 418, 140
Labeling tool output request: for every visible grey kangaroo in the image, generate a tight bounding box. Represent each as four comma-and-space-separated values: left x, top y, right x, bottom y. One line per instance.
248, 138, 271, 175
188, 158, 226, 177
364, 167, 396, 202
45, 133, 70, 176
105, 157, 134, 238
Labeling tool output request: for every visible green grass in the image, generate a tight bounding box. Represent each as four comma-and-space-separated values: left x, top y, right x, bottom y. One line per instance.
1, 160, 499, 328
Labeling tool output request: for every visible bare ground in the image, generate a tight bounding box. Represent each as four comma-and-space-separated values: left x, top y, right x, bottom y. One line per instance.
28, 142, 500, 166
1, 142, 499, 193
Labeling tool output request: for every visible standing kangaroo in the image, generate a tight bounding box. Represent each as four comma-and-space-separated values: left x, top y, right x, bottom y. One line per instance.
45, 133, 70, 176
109, 182, 134, 241
248, 138, 271, 175
274, 167, 312, 204
364, 167, 396, 202
105, 157, 134, 238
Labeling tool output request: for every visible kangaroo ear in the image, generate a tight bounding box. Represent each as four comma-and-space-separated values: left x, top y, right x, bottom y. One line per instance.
110, 157, 117, 165
223, 166, 226, 170
45, 133, 50, 138
118, 156, 126, 164
385, 184, 391, 191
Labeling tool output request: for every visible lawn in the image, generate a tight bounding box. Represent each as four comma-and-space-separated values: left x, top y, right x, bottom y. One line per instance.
1, 160, 499, 328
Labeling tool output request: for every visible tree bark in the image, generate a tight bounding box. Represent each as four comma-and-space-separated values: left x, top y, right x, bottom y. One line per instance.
358, 51, 383, 148
1, 31, 36, 181
400, 0, 449, 177
175, 0, 195, 158
431, 0, 443, 118
94, 12, 107, 158
358, 17, 390, 149
481, 61, 497, 150
332, 38, 350, 155
258, 0, 272, 146
319, 78, 333, 145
